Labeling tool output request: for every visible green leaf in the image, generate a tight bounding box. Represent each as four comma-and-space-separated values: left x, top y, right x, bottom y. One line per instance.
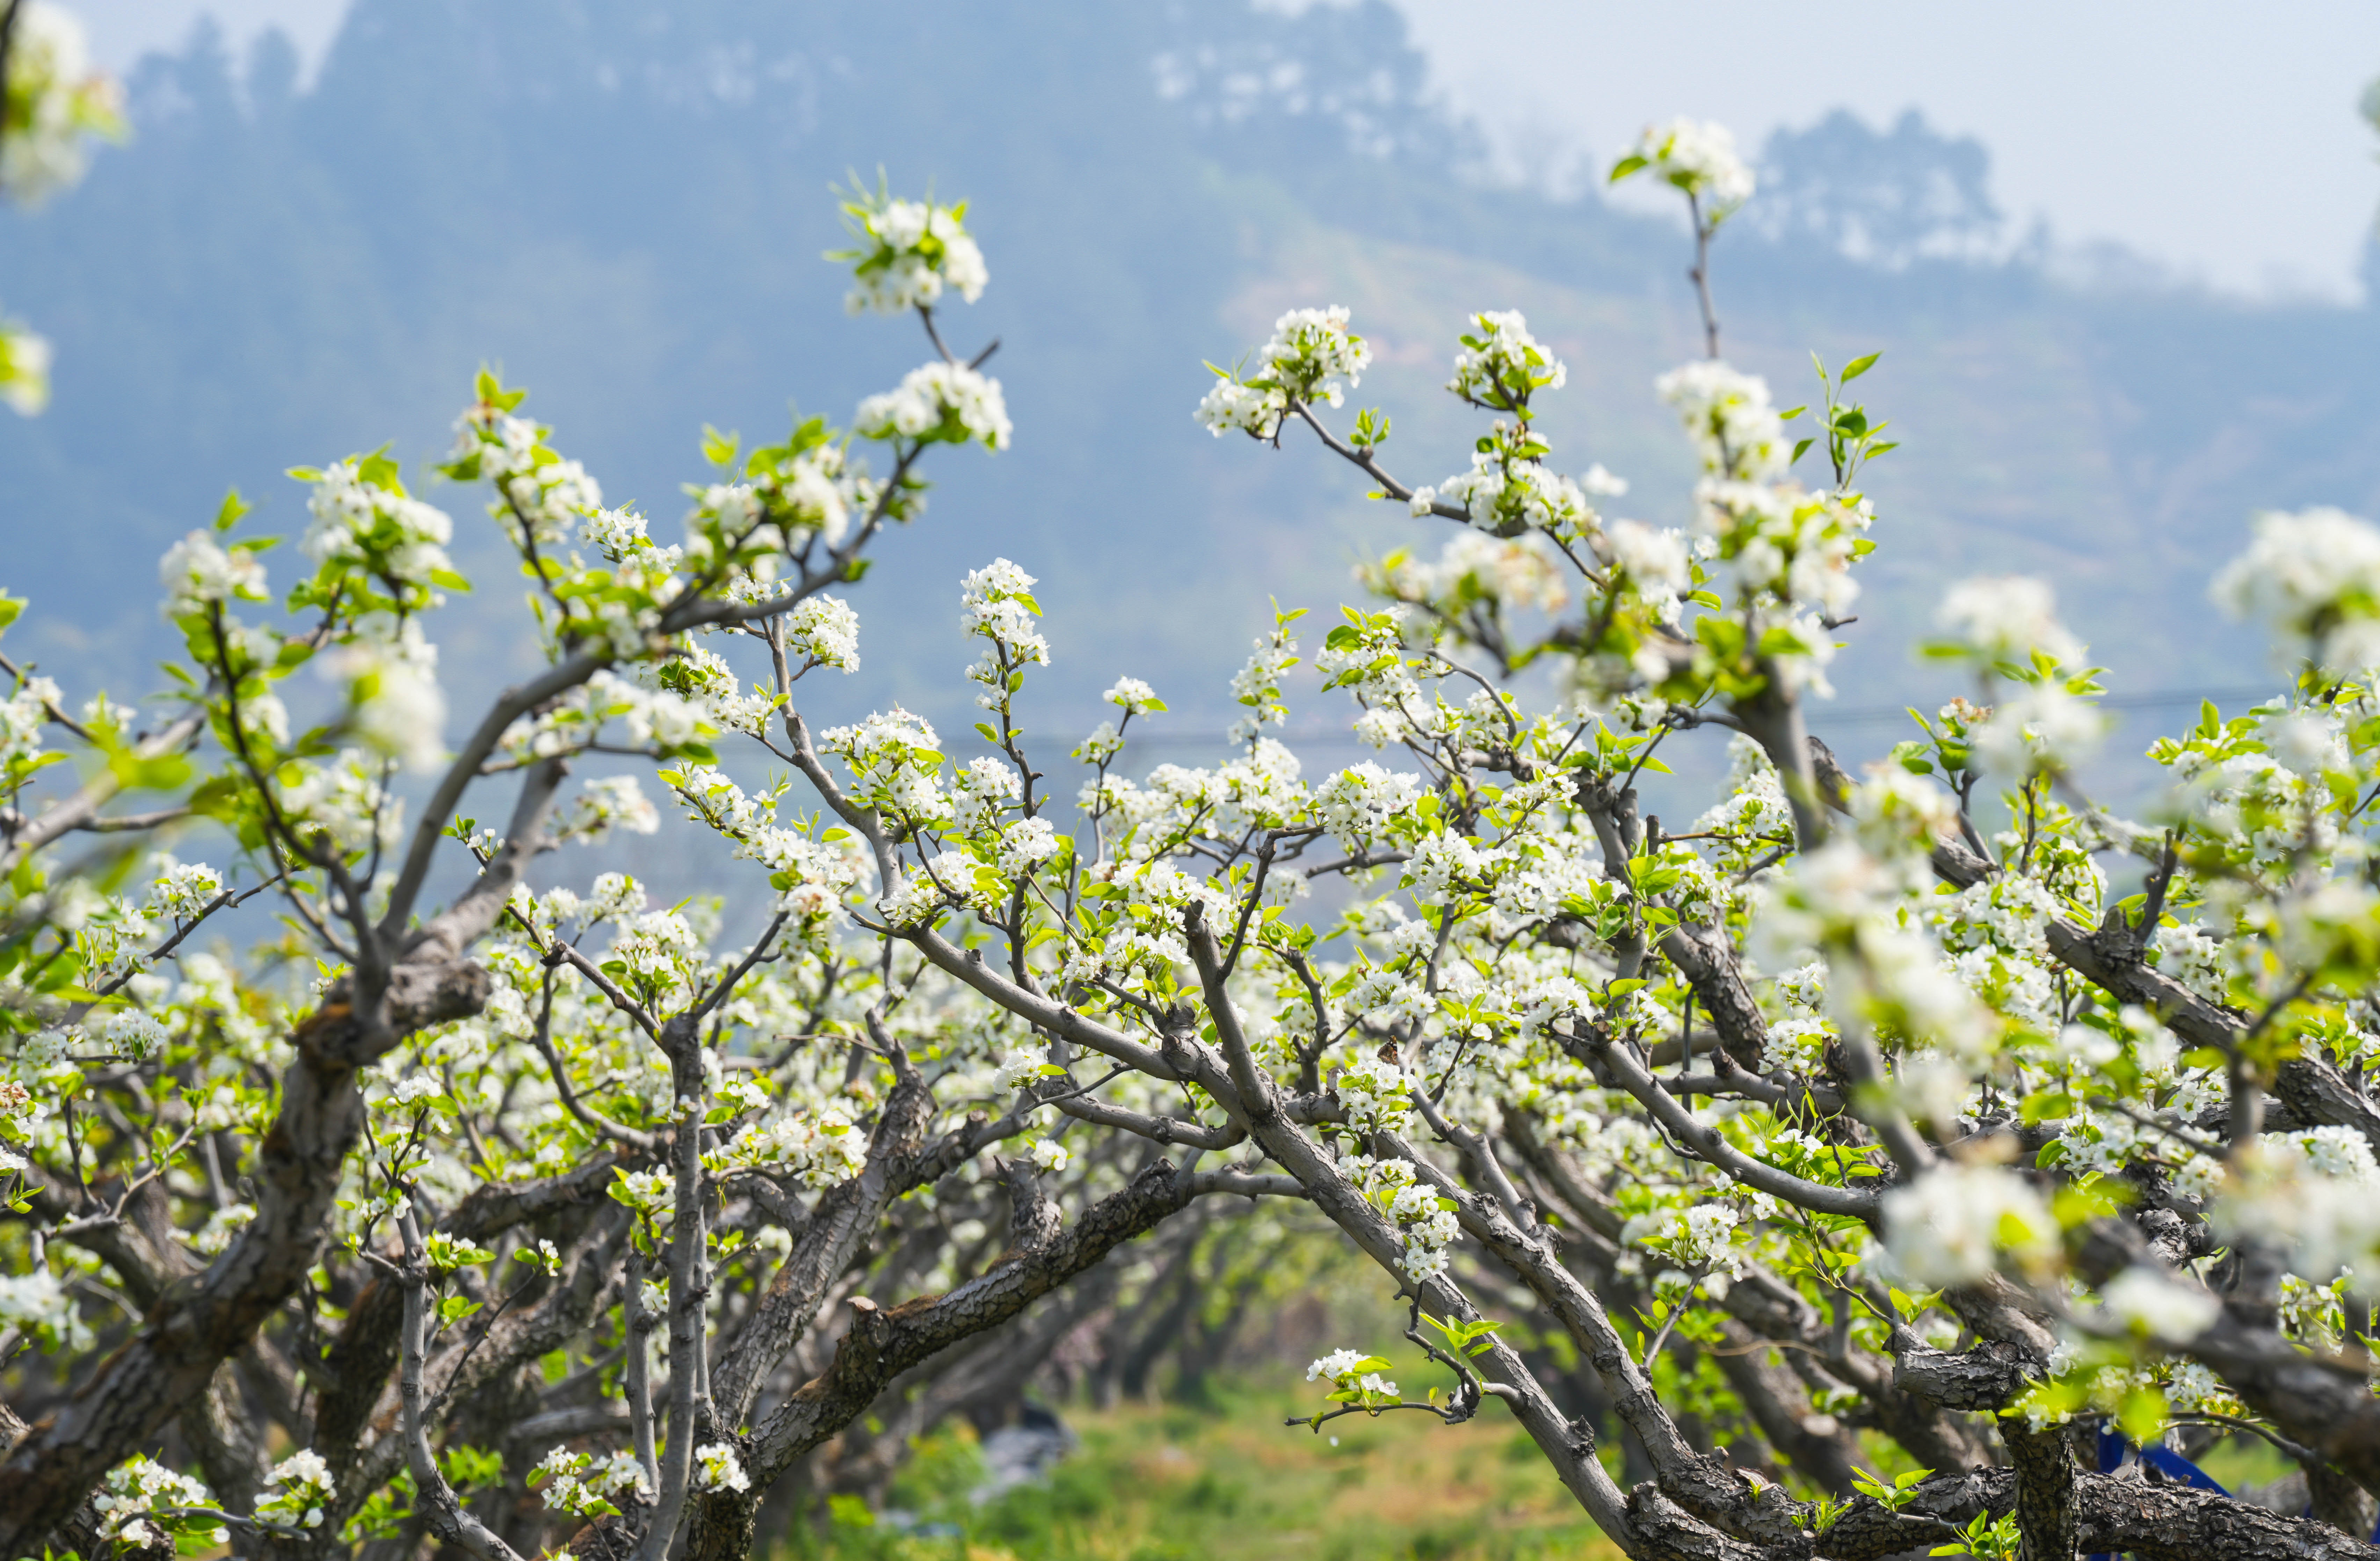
2116, 1382, 2166, 1445
213, 489, 254, 531
1841, 352, 1881, 383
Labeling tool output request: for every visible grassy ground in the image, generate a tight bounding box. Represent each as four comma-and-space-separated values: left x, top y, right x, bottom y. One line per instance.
793, 1384, 1623, 1561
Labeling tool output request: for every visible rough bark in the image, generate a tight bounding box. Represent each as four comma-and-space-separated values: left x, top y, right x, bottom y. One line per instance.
705, 1066, 936, 1428
2274, 1057, 2380, 1161
0, 967, 495, 1554
2003, 1420, 2081, 1561
667, 1155, 1211, 1561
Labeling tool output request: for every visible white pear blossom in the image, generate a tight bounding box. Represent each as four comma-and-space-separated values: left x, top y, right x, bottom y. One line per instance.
855, 361, 1011, 450
2212, 506, 2380, 673
1617, 117, 1755, 213
1881, 1163, 2056, 1286
1936, 576, 2086, 666
158, 531, 267, 616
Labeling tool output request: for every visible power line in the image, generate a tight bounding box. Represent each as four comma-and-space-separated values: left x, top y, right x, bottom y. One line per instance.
1057, 687, 2284, 749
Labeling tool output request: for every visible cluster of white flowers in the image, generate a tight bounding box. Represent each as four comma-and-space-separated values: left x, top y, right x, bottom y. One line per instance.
580, 505, 682, 569
1389, 1170, 1458, 1282
533, 1446, 651, 1518
1696, 484, 1869, 637
145, 858, 225, 921
606, 908, 707, 1002
0, 312, 52, 415
1306, 1346, 1400, 1406
610, 1166, 674, 1219
1616, 117, 1755, 213
694, 1441, 751, 1494
278, 751, 406, 857
1935, 576, 2085, 667
637, 646, 772, 736
1334, 1055, 1413, 1135
842, 197, 989, 314
98, 1008, 169, 1061
823, 706, 949, 823
1605, 518, 1692, 595
2211, 506, 2380, 673
0, 1265, 91, 1351
1371, 532, 1574, 617
2212, 1128, 2380, 1280
301, 460, 458, 593
4, 1057, 65, 1129
704, 1104, 876, 1190
326, 618, 447, 772
949, 755, 1022, 835
1621, 1202, 1745, 1280
560, 774, 662, 843
191, 1201, 257, 1256
1312, 763, 1423, 852
586, 668, 708, 750
255, 1449, 337, 1530
94, 1455, 222, 1550
876, 850, 972, 928
787, 594, 861, 670
1307, 1346, 1366, 1382
1445, 310, 1565, 410
1972, 683, 2106, 778
480, 414, 604, 544
1105, 675, 1164, 715
0, 2, 123, 205
1225, 623, 1302, 742
855, 360, 1012, 450
1655, 361, 1789, 484
2097, 1266, 2220, 1342
158, 530, 269, 617
1880, 1162, 2056, 1286
960, 558, 1050, 709
1193, 376, 1285, 440
996, 815, 1064, 877
1421, 424, 1601, 541
1195, 305, 1372, 438
0, 673, 58, 772
714, 441, 877, 569
1346, 961, 1431, 1029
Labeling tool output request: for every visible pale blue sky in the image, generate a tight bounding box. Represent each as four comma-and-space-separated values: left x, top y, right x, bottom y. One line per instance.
70, 0, 2380, 300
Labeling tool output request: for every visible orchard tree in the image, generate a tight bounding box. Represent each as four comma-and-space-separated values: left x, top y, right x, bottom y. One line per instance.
5, 106, 2380, 1561
0, 188, 1294, 1561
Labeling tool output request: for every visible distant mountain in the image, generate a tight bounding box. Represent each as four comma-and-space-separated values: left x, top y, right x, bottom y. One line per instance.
4, 0, 2377, 806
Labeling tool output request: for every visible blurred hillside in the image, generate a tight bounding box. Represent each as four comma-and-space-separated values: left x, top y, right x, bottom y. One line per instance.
3, 0, 2378, 801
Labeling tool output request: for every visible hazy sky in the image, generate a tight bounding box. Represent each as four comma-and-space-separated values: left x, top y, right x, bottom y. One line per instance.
70, 0, 2380, 300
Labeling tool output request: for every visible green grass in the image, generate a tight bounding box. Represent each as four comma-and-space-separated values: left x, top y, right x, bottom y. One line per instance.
791, 1384, 1621, 1561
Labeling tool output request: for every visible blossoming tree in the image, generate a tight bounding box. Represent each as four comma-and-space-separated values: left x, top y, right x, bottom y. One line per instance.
7, 103, 2380, 1561
0, 184, 1296, 1561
